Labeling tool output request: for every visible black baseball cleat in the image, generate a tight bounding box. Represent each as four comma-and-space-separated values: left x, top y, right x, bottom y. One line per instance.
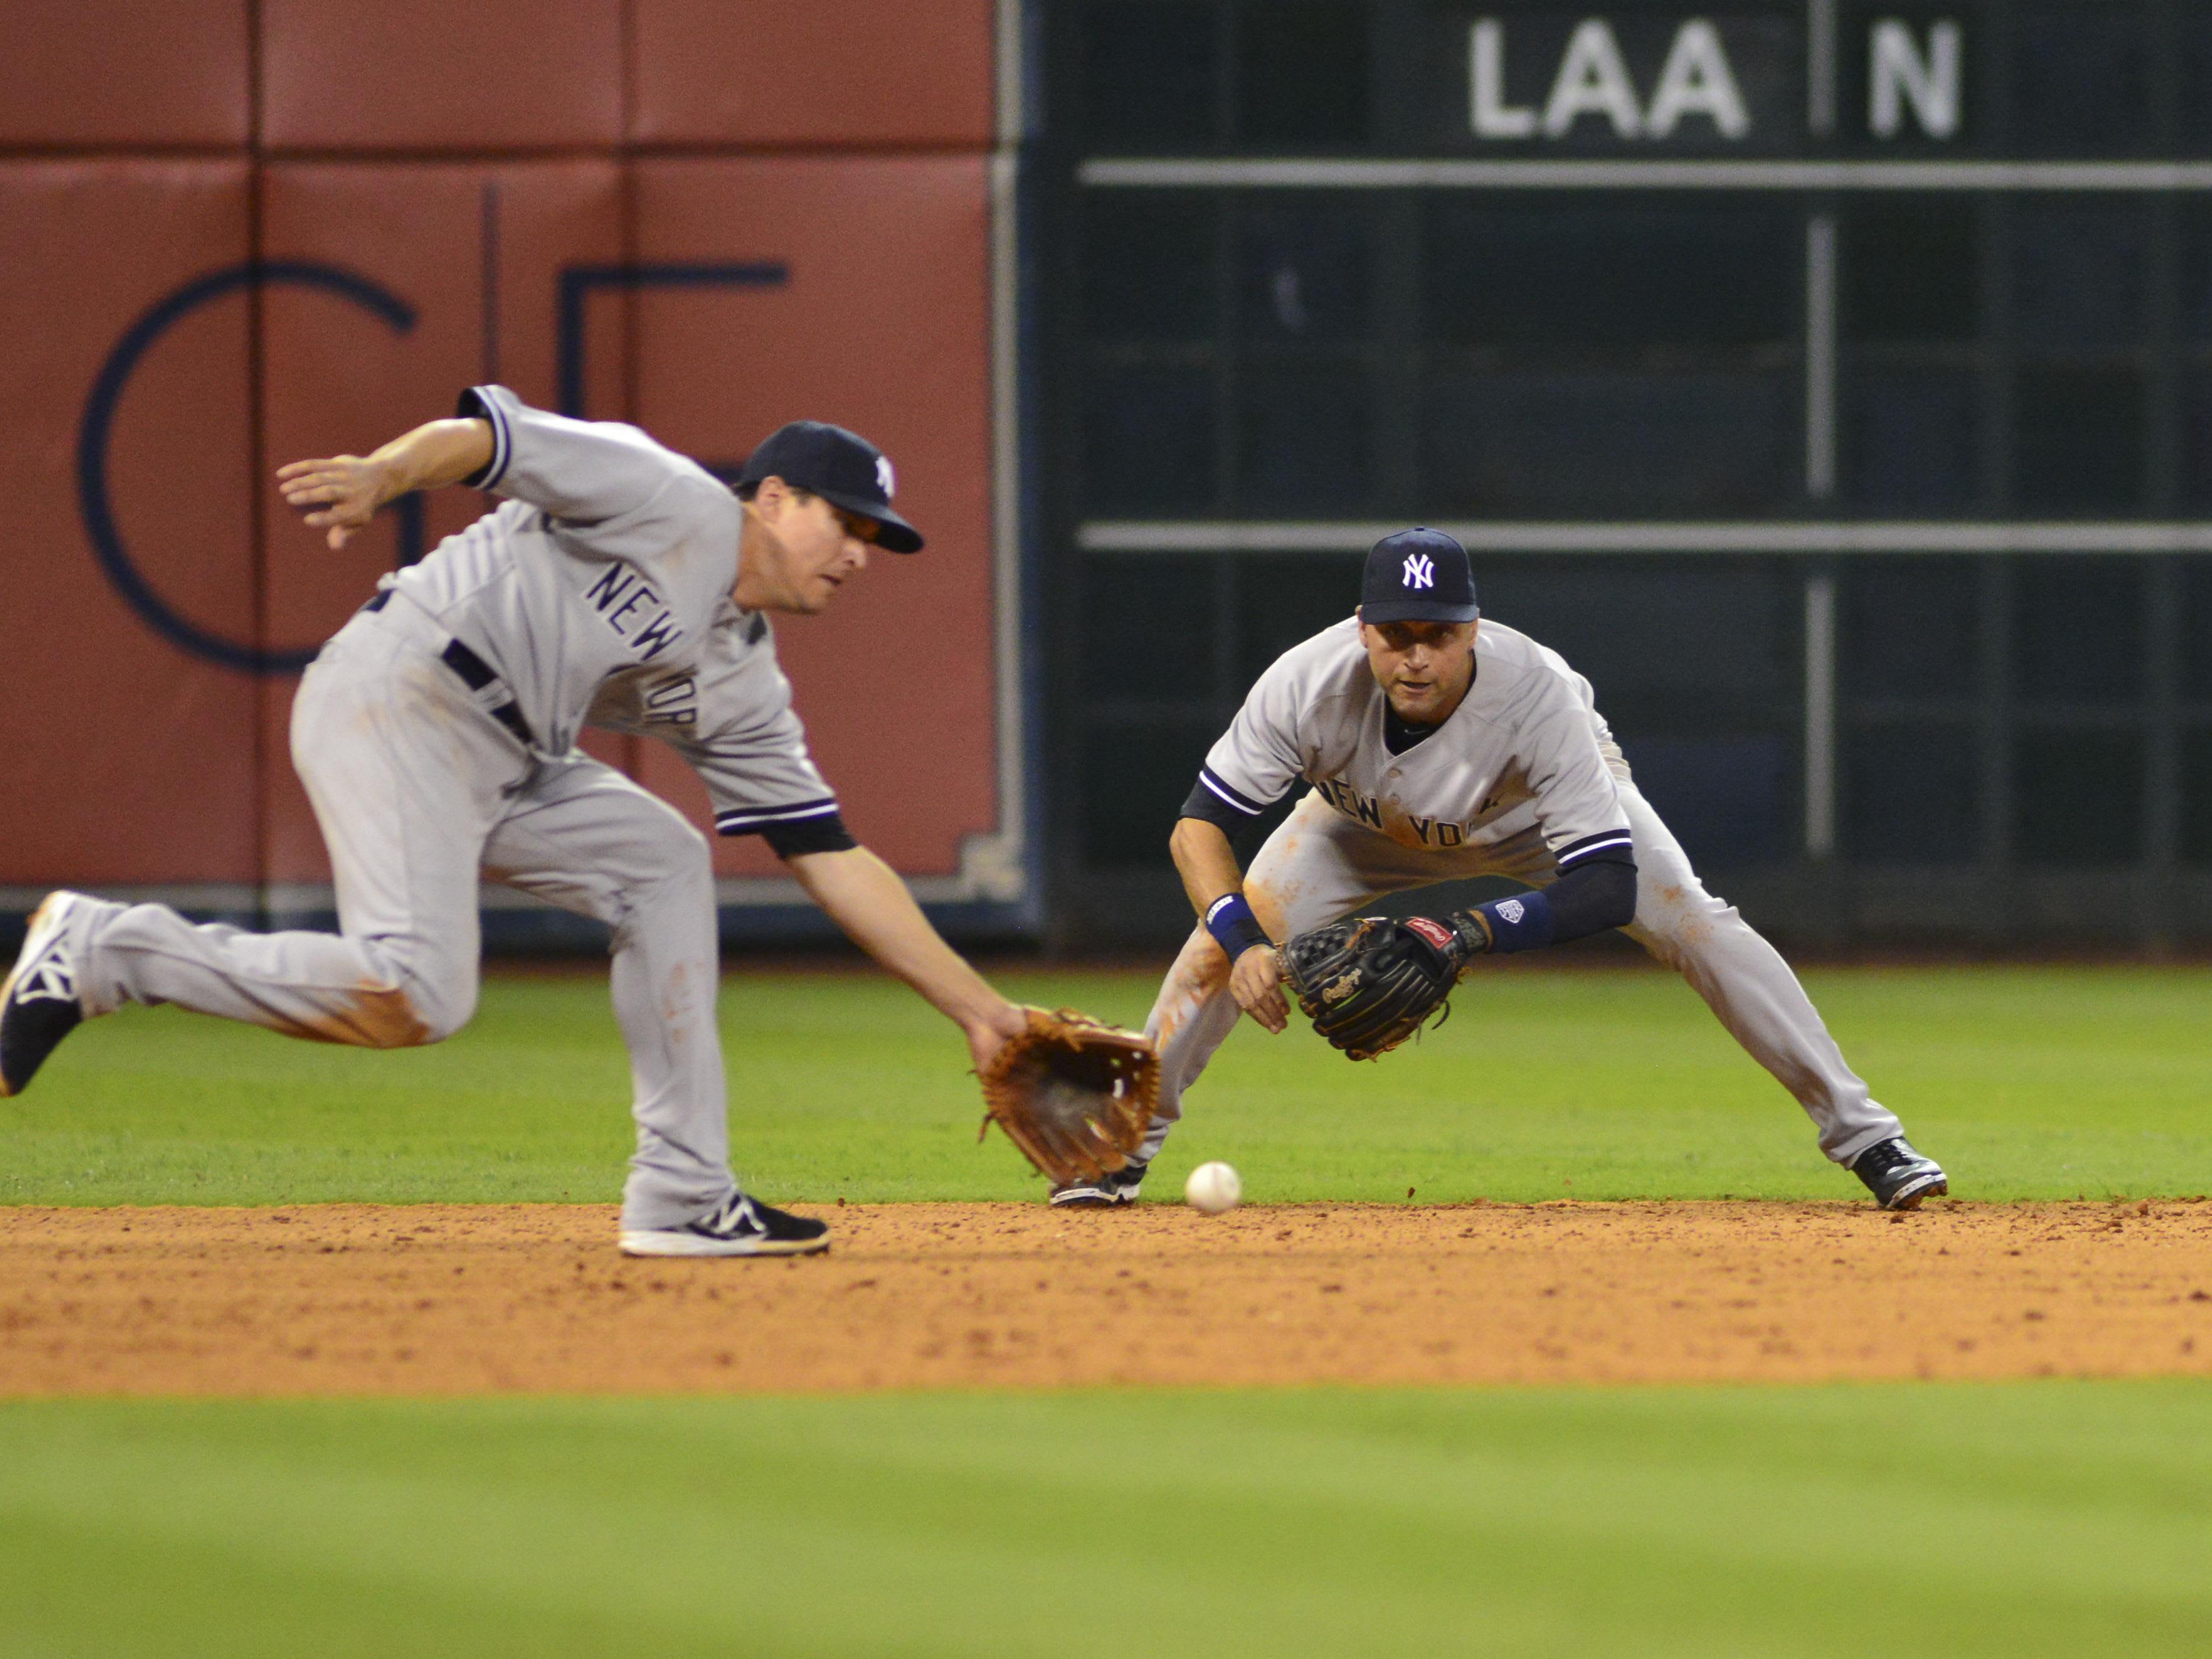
1, 891, 91, 1098
1050, 1159, 1149, 1208
1851, 1136, 1948, 1210
619, 1193, 831, 1258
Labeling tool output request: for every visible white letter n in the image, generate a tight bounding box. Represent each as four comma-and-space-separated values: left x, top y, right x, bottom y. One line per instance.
1870, 19, 1961, 139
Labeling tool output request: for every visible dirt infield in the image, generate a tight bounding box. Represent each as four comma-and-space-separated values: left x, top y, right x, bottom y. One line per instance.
3, 1199, 2208, 1395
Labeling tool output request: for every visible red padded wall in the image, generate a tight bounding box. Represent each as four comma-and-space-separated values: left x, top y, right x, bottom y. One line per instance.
1, 6, 1007, 906
0, 1, 250, 147
0, 163, 261, 884
629, 157, 998, 878
259, 0, 624, 150
631, 0, 995, 146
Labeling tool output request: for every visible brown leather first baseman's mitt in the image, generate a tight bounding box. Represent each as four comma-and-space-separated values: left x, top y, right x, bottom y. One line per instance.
978, 1006, 1159, 1184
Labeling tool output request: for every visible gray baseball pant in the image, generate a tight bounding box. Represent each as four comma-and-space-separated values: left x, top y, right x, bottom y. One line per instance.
1139, 785, 1903, 1168
62, 598, 734, 1230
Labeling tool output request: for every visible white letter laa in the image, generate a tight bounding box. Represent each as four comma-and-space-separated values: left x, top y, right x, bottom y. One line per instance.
1869, 19, 1961, 139
1468, 20, 1537, 138
1644, 20, 1750, 139
1543, 18, 1643, 139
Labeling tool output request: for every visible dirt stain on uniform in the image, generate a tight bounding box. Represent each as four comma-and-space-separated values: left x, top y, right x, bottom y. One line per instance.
275, 984, 434, 1050
660, 960, 697, 1046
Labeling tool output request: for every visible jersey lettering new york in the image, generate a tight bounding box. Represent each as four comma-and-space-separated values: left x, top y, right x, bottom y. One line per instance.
586, 600, 840, 842
1311, 777, 1479, 846
634, 672, 698, 727
585, 563, 685, 661
1198, 617, 1630, 870
385, 385, 740, 755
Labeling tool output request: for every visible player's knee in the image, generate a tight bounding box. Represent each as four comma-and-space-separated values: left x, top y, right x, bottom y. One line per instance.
350, 969, 476, 1048
409, 974, 478, 1045
1631, 878, 1738, 961
632, 810, 713, 889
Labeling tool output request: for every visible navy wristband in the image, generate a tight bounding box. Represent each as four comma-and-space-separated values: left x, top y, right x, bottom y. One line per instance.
1472, 889, 1556, 955
1204, 894, 1273, 961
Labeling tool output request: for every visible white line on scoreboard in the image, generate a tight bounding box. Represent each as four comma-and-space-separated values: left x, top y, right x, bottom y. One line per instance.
1079, 158, 2212, 192
1078, 521, 2212, 555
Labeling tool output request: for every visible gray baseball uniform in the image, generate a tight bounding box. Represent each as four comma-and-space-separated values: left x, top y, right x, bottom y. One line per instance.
51, 388, 843, 1229
1143, 614, 1903, 1167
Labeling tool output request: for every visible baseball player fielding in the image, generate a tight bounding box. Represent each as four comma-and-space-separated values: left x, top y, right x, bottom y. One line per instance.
0, 391, 1035, 1257
1070, 528, 1946, 1215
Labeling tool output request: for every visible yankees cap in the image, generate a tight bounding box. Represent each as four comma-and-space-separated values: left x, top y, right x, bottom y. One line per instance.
1359, 528, 1478, 624
737, 421, 923, 553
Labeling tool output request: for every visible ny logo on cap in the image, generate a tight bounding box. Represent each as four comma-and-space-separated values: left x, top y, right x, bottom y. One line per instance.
876, 455, 896, 499
1402, 552, 1435, 590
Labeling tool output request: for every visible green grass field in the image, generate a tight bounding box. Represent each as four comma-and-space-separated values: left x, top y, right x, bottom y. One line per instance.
4, 963, 2210, 1206
3, 1386, 2209, 1658
5, 962, 2210, 1656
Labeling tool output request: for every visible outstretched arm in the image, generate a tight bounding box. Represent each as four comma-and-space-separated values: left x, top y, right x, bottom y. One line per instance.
784, 845, 1029, 1070
1170, 816, 1289, 1035
275, 417, 495, 551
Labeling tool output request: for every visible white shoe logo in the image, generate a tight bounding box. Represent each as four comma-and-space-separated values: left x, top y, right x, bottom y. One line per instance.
875, 455, 896, 499
15, 958, 74, 1004
703, 1194, 761, 1236
1403, 553, 1435, 589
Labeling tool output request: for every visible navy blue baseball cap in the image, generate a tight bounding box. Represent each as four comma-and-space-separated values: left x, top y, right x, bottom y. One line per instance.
738, 421, 923, 553
1360, 528, 1478, 624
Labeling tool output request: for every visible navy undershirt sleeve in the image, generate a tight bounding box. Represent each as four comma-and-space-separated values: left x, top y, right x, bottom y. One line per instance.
1464, 849, 1638, 954
1178, 779, 1257, 836
1543, 849, 1638, 942
755, 812, 860, 858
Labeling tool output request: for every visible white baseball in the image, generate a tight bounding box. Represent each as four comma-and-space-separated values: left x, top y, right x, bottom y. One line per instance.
1185, 1160, 1242, 1215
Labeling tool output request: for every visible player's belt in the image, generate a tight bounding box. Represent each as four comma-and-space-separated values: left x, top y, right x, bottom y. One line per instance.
359, 590, 537, 749
438, 640, 537, 749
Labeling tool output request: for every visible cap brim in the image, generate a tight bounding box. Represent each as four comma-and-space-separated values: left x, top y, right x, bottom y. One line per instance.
1359, 599, 1478, 624
819, 489, 923, 553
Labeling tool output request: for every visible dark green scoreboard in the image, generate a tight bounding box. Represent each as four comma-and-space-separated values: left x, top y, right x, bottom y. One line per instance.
1038, 2, 2212, 945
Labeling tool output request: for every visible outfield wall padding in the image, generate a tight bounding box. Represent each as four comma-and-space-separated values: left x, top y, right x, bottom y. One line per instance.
0, 1, 251, 147
0, 163, 262, 885
259, 0, 627, 151
0, 2, 1010, 916
630, 0, 997, 146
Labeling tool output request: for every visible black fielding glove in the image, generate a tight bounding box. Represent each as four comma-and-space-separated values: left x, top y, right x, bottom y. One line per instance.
1279, 914, 1482, 1061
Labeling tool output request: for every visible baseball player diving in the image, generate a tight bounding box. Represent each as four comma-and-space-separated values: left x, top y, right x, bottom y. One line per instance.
1052, 528, 1946, 1212
0, 388, 1033, 1256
